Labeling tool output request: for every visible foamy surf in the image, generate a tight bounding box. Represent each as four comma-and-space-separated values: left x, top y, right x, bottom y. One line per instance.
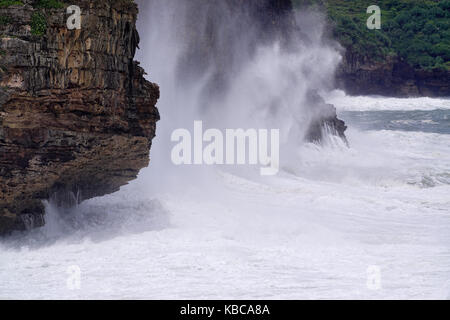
326, 90, 450, 112
1, 99, 449, 299
1, 0, 449, 300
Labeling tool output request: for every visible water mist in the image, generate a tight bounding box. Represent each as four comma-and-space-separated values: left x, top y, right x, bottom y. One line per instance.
135, 0, 342, 187
2, 1, 450, 300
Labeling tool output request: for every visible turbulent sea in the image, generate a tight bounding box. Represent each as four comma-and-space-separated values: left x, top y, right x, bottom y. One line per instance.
1, 92, 449, 299
1, 0, 449, 299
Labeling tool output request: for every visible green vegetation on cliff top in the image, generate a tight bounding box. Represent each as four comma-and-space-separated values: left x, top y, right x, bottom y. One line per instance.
294, 0, 450, 71
0, 0, 68, 8
0, 0, 22, 8
35, 0, 65, 9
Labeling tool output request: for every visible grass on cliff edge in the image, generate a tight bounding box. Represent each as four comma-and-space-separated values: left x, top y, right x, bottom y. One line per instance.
0, 0, 65, 36
0, 0, 66, 8
30, 1, 66, 36
0, 0, 22, 8
35, 0, 65, 9
294, 0, 450, 71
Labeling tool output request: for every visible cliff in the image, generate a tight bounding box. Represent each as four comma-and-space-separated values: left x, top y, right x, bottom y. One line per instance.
0, 0, 159, 234
295, 0, 450, 97
336, 51, 450, 97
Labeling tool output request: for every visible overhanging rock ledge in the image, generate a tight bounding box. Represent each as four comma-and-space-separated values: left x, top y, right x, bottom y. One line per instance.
0, 0, 160, 234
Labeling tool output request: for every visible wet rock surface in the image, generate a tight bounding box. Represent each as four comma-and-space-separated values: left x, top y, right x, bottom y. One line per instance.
305, 91, 347, 144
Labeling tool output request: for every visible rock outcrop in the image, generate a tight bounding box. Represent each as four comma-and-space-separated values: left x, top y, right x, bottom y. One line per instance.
0, 0, 159, 234
305, 91, 347, 144
336, 50, 450, 97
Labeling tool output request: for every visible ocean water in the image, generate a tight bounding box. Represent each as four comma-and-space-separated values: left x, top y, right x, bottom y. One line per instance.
341, 110, 450, 134
326, 91, 450, 135
0, 93, 449, 300
1, 0, 449, 299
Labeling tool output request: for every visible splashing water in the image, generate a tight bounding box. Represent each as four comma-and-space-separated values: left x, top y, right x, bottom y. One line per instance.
135, 0, 342, 183
1, 1, 450, 300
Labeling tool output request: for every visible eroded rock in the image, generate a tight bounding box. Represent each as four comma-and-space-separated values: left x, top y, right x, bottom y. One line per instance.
304, 91, 347, 144
0, 0, 159, 234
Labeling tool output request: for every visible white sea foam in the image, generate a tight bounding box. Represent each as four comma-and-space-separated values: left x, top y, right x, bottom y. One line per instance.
1, 121, 449, 299
1, 1, 449, 300
326, 90, 450, 112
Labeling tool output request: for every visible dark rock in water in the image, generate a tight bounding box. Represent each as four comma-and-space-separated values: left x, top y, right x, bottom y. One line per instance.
0, 0, 159, 234
304, 91, 347, 144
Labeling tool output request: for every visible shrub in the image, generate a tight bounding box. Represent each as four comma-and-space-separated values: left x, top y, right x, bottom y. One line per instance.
31, 12, 47, 36
294, 0, 450, 71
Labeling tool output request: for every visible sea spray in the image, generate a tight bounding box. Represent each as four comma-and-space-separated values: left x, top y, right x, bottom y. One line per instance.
135, 0, 342, 184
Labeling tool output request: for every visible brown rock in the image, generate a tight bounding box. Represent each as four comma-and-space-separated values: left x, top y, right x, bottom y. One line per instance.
0, 0, 159, 234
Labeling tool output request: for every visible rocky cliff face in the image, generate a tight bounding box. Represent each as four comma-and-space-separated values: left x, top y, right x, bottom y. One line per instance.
0, 0, 159, 234
336, 46, 450, 97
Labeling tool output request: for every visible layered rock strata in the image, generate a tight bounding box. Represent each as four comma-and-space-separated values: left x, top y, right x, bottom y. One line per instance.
0, 0, 159, 234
